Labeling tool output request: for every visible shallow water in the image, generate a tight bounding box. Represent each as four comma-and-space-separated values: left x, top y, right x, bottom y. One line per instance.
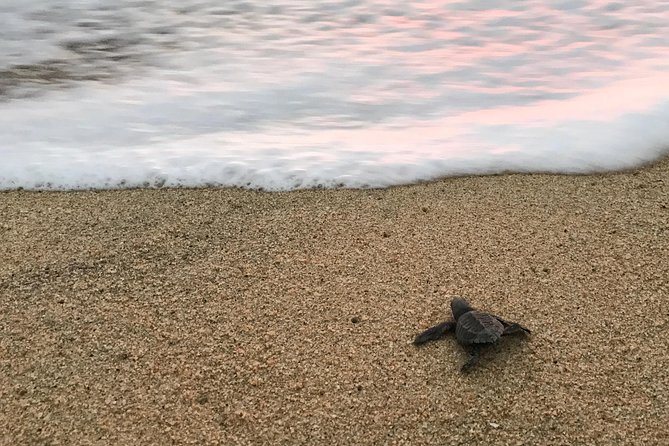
1, 0, 668, 190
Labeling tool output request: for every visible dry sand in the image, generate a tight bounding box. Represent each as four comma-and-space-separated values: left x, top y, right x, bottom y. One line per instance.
1, 159, 668, 445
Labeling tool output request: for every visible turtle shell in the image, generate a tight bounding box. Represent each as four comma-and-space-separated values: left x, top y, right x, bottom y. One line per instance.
455, 311, 504, 345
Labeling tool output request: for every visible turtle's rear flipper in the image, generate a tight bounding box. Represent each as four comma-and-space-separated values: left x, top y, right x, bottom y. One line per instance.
502, 323, 531, 335
413, 321, 455, 345
461, 347, 480, 373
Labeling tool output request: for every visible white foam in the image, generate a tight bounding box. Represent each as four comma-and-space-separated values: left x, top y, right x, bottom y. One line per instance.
1, 0, 669, 191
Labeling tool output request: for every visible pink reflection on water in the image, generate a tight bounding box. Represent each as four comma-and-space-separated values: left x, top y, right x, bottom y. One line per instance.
279, 70, 669, 161
458, 73, 669, 125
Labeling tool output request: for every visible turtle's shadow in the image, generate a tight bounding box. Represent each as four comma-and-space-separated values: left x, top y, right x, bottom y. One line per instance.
460, 335, 532, 374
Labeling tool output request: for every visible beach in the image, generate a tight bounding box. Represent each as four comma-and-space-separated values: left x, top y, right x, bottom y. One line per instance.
1, 160, 668, 445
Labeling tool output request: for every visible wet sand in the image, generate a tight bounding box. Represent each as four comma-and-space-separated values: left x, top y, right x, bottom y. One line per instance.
1, 160, 668, 445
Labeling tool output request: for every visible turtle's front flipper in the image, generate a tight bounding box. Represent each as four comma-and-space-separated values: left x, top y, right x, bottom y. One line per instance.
413, 321, 455, 345
495, 317, 531, 335
461, 347, 481, 373
501, 323, 531, 335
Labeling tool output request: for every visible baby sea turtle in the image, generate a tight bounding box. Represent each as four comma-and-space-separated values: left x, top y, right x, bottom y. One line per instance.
414, 297, 531, 372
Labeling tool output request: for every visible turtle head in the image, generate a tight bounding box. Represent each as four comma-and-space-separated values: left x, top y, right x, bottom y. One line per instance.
451, 297, 474, 320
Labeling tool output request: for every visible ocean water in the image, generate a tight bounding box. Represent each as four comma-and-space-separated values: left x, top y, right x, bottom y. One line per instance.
1, 0, 668, 191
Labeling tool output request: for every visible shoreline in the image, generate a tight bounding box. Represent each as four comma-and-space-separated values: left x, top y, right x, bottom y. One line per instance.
3, 153, 669, 194
1, 158, 668, 445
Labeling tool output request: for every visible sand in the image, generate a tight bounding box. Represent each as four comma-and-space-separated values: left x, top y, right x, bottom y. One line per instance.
1, 160, 668, 445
